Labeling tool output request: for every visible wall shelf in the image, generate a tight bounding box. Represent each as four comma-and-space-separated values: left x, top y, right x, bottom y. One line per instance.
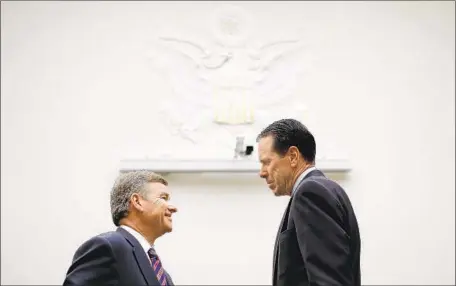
119, 158, 351, 174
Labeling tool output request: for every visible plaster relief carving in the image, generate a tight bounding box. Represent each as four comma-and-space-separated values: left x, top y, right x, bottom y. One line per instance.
210, 4, 253, 48
147, 4, 310, 146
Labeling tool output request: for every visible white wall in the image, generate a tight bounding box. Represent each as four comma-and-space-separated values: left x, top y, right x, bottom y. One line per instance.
1, 1, 454, 285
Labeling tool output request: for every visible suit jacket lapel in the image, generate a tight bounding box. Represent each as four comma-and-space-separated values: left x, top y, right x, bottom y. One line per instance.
273, 198, 293, 283
117, 227, 160, 285
164, 272, 174, 286
133, 247, 161, 285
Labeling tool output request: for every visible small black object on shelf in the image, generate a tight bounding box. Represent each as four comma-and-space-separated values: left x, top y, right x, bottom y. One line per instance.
245, 145, 254, 156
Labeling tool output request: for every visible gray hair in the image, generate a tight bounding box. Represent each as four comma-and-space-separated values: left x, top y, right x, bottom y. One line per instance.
110, 170, 168, 226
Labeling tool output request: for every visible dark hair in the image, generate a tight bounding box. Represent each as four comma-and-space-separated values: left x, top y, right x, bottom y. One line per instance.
256, 118, 316, 163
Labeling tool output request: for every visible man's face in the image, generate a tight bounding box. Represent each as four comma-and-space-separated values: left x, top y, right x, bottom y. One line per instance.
258, 135, 293, 196
139, 182, 177, 235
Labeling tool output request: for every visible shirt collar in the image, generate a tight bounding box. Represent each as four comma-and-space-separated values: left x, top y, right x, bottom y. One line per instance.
120, 225, 152, 253
291, 166, 317, 196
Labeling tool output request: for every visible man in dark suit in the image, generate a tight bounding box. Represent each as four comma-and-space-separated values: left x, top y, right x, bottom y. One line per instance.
64, 171, 178, 286
257, 118, 361, 286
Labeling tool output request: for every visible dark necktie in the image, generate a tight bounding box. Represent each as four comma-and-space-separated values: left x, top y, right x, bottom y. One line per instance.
148, 248, 168, 286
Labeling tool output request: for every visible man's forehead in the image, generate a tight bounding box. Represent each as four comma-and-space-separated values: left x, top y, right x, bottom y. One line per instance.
145, 182, 169, 194
258, 136, 274, 151
258, 137, 277, 161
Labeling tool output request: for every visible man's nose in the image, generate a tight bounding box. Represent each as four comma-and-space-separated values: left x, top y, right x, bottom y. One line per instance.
168, 204, 178, 213
259, 169, 267, 179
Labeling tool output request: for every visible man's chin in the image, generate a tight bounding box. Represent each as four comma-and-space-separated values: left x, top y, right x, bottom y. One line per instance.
269, 185, 279, 195
271, 187, 286, 197
273, 191, 284, 197
164, 223, 173, 233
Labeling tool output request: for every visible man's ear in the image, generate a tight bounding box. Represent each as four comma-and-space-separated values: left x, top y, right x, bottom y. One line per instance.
288, 146, 300, 167
130, 193, 144, 212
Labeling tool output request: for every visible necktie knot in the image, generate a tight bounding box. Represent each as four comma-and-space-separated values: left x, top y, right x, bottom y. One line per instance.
148, 248, 158, 259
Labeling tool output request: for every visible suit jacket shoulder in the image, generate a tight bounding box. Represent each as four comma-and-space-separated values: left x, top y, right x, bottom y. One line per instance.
293, 174, 347, 221
64, 231, 121, 286
100, 230, 134, 254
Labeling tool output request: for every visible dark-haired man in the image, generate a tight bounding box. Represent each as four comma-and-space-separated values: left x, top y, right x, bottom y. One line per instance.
257, 118, 361, 286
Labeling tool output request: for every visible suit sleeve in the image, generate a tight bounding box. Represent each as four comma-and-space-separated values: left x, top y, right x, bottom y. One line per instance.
291, 182, 353, 286
63, 236, 119, 286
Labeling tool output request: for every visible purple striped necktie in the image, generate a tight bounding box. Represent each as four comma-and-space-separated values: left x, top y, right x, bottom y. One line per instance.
148, 248, 168, 286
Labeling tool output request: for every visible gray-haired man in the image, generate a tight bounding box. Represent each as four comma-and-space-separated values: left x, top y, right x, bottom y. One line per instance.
64, 171, 178, 286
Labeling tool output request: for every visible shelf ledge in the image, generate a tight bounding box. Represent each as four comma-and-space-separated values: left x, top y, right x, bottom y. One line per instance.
119, 158, 351, 174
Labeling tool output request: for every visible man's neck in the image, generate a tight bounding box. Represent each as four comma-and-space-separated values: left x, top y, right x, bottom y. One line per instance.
120, 219, 158, 245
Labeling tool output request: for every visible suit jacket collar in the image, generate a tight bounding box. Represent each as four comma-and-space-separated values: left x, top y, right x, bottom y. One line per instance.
119, 225, 152, 254
117, 227, 160, 285
307, 169, 325, 178
292, 169, 326, 195
291, 166, 316, 195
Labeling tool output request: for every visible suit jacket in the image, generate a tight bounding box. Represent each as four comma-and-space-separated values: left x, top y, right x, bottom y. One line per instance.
63, 227, 174, 286
273, 170, 361, 286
